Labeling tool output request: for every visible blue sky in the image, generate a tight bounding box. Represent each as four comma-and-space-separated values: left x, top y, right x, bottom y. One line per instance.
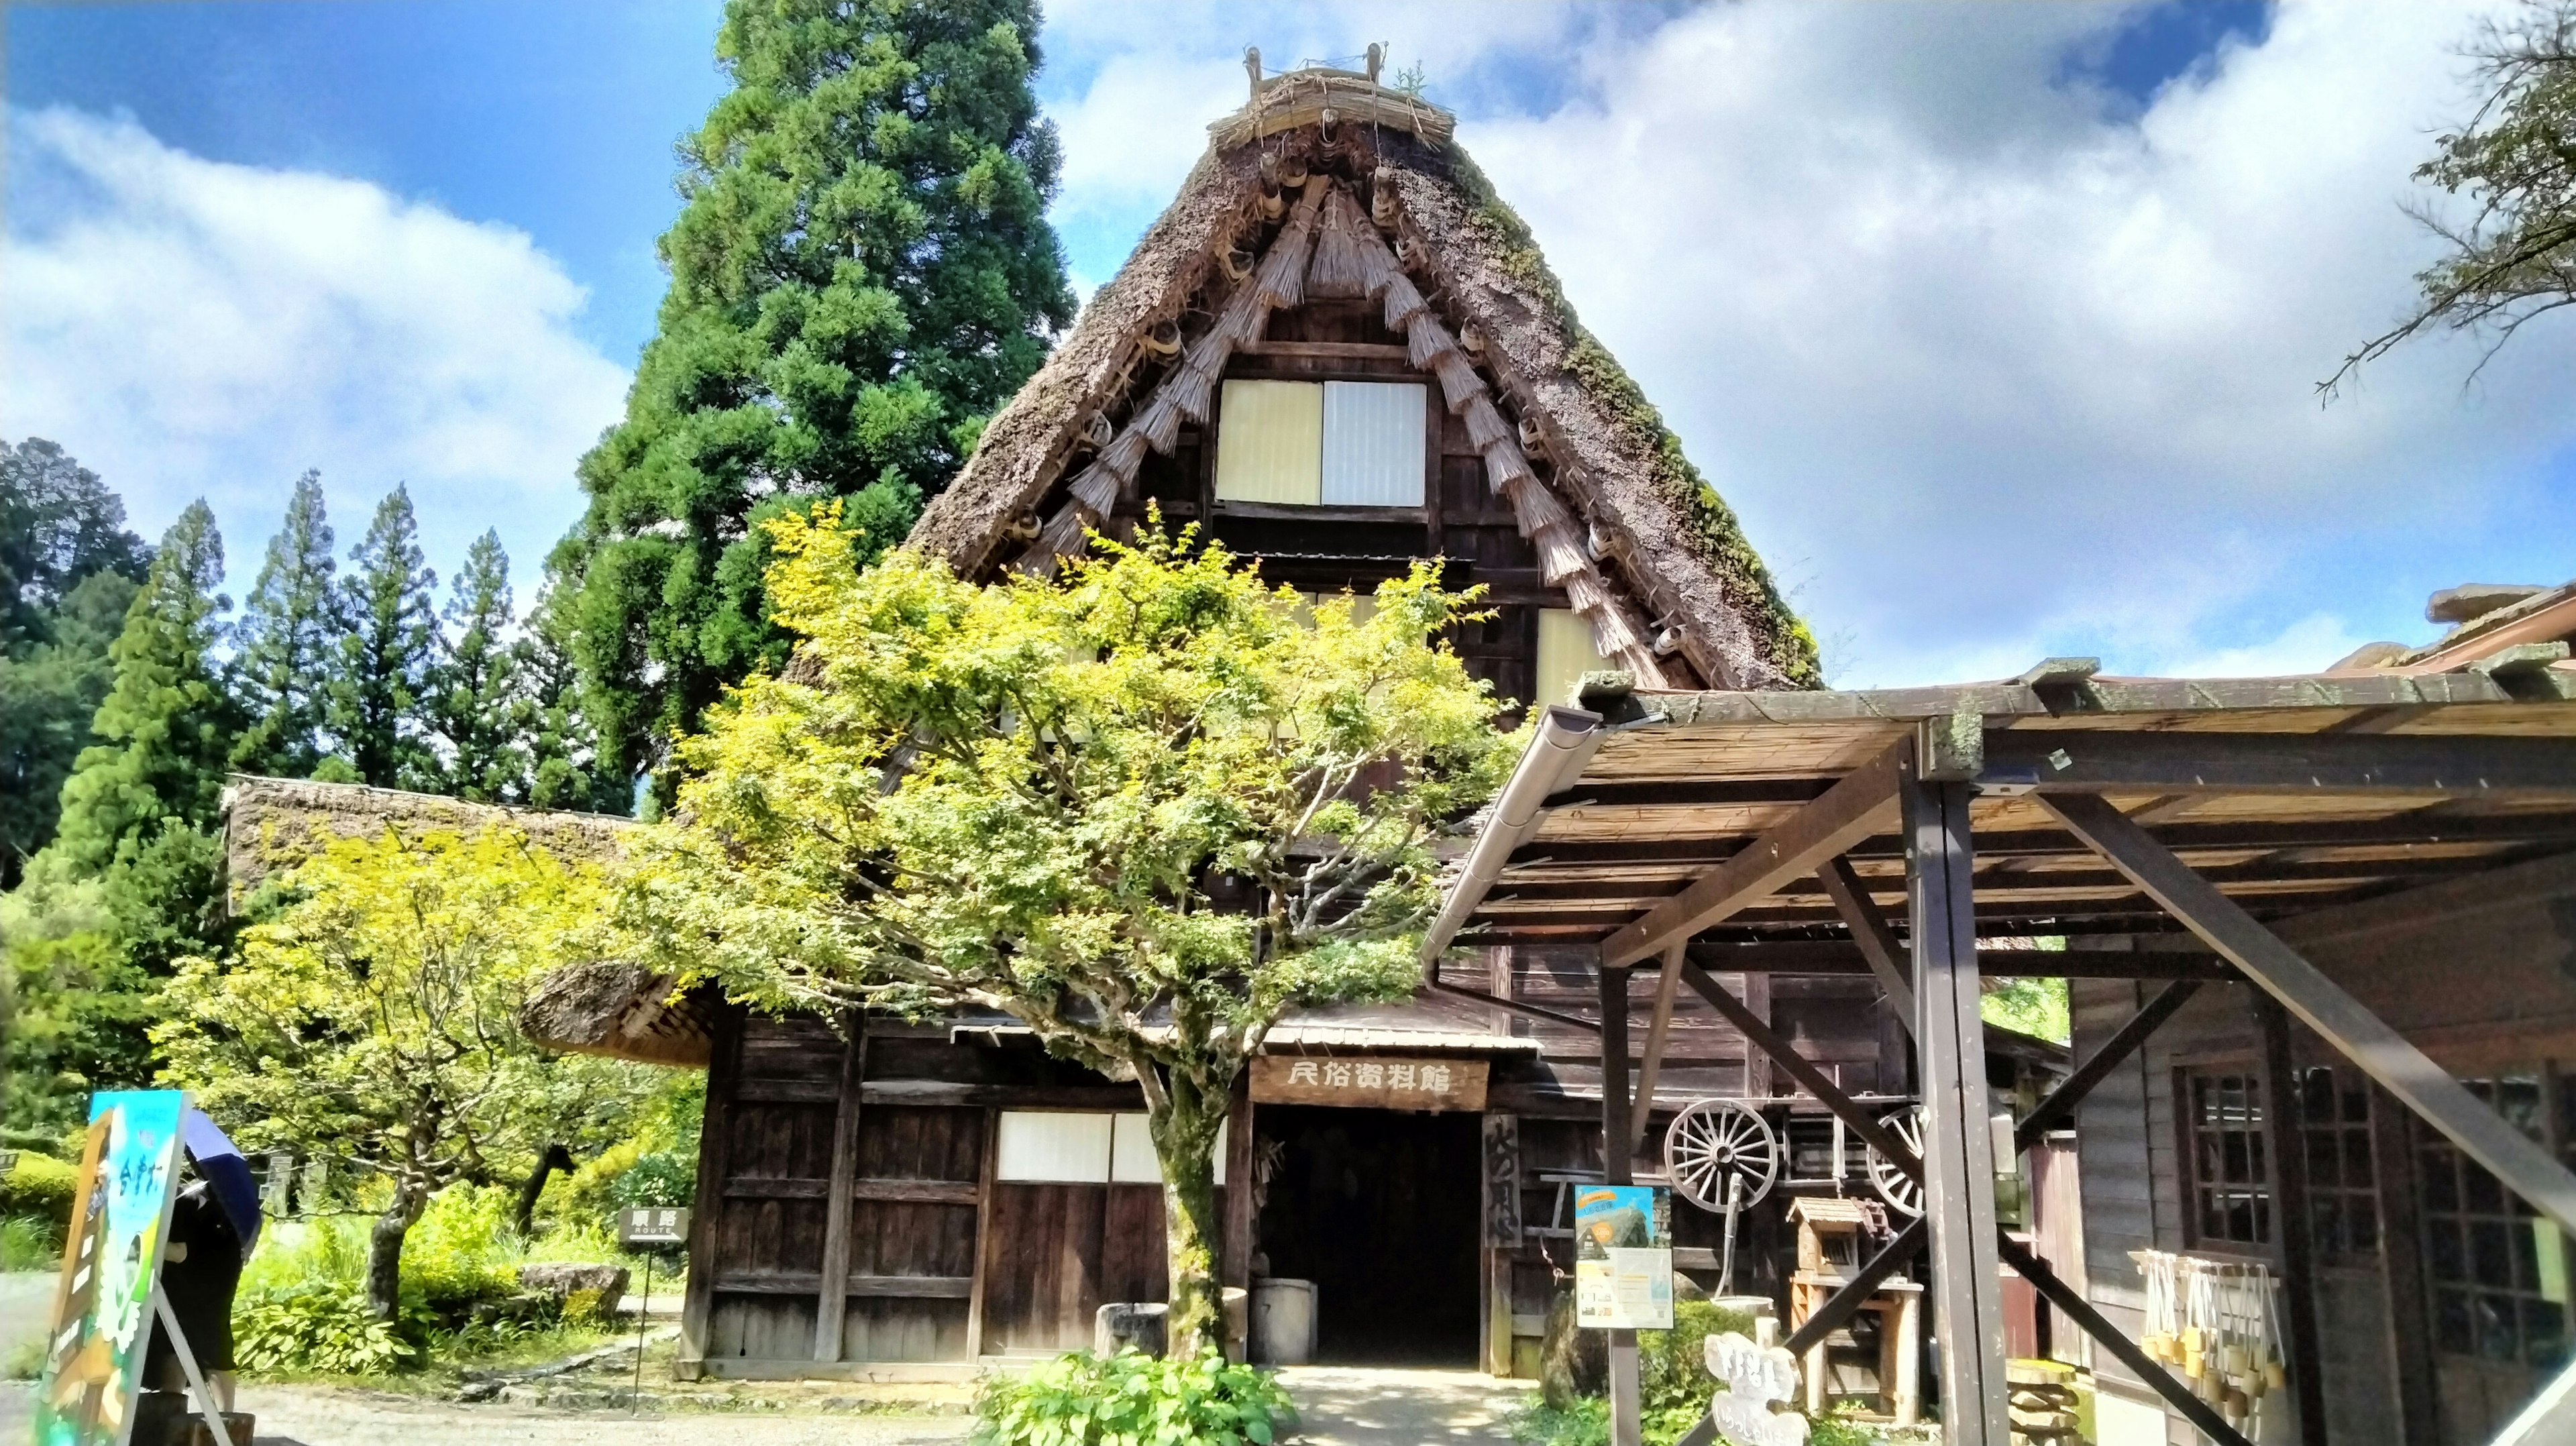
7, 1, 2571, 686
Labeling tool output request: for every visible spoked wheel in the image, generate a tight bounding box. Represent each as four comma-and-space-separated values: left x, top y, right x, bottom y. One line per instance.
1662, 1099, 1782, 1213
1867, 1106, 1928, 1217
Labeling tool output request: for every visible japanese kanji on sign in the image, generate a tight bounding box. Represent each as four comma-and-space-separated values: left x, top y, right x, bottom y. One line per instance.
1248, 1055, 1488, 1111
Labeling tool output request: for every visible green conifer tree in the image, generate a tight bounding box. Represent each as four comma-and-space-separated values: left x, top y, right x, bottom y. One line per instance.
42, 501, 239, 877
433, 530, 529, 801
327, 486, 439, 789
554, 0, 1075, 790
0, 571, 142, 888
228, 471, 341, 779
517, 576, 614, 814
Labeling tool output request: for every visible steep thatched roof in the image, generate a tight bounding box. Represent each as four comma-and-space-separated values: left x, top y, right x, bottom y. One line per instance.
910, 68, 1820, 691
217, 776, 709, 1068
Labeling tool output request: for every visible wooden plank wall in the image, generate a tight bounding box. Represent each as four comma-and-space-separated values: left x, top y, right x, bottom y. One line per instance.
2072, 853, 2576, 1445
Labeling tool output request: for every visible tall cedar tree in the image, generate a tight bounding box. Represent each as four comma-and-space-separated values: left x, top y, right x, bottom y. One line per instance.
557, 0, 1075, 791
518, 577, 616, 812
435, 531, 529, 801
1, 438, 152, 883
42, 502, 239, 878
229, 471, 340, 779
328, 486, 439, 789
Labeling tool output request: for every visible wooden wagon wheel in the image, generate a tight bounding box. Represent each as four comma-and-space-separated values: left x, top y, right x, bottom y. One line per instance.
1866, 1106, 1929, 1217
1662, 1099, 1782, 1213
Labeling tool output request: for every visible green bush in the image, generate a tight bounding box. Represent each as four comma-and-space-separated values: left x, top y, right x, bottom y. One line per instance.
971, 1349, 1292, 1446
233, 1282, 417, 1374
0, 1150, 76, 1225
1512, 1300, 1759, 1446
610, 1148, 696, 1209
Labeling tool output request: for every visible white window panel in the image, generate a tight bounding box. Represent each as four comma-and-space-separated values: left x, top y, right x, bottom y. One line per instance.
1110, 1113, 1227, 1185
1320, 382, 1427, 507
1214, 380, 1323, 504
1535, 608, 1611, 710
996, 1111, 1112, 1182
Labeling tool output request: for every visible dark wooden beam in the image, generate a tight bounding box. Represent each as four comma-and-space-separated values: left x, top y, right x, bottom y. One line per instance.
1680, 963, 1920, 1173
1542, 779, 1831, 810
1491, 852, 2502, 905
678, 1003, 745, 1378
1426, 977, 1601, 1034
2042, 791, 2576, 1235
2012, 980, 2201, 1151
2371, 1080, 2444, 1444
1987, 728, 2576, 797
2255, 993, 2330, 1446
812, 1013, 867, 1362
1601, 964, 1642, 1446
1907, 769, 2008, 1443
1996, 1234, 2256, 1446
1817, 858, 1915, 1027
1629, 944, 1685, 1153
1506, 811, 2576, 867
1780, 1217, 1927, 1357
1686, 943, 2237, 981
1602, 738, 1910, 965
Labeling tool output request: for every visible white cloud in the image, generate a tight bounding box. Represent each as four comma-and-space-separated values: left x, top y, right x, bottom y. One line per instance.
1035, 1, 2576, 687
3, 108, 628, 601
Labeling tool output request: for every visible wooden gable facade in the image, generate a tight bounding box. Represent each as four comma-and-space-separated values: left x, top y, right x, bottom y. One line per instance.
511, 67, 1949, 1386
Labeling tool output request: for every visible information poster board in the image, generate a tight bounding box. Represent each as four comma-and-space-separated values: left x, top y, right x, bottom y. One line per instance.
1574, 1184, 1673, 1330
35, 1090, 191, 1446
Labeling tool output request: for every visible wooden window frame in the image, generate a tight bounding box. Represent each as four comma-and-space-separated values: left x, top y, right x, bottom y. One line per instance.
2173, 1062, 2275, 1256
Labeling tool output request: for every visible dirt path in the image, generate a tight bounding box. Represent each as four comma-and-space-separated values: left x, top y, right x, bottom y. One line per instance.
2, 1364, 1534, 1445
1277, 1366, 1536, 1445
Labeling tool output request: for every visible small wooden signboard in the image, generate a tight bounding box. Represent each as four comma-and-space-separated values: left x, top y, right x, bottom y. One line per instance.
616, 1207, 692, 1247
1250, 1056, 1488, 1111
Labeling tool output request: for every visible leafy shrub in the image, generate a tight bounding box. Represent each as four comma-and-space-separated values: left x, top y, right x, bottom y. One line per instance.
400, 1184, 522, 1319
1513, 1300, 1760, 1446
611, 1149, 696, 1209
0, 1150, 76, 1225
234, 1282, 416, 1374
1, 1215, 64, 1271
972, 1349, 1292, 1446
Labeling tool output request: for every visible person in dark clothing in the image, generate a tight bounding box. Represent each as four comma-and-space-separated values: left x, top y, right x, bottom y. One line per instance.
142, 1111, 262, 1410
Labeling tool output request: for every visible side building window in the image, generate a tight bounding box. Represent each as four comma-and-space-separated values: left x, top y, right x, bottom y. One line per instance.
2178, 1066, 2271, 1249
995, 1111, 1227, 1186
2298, 1065, 2380, 1264
2420, 1073, 2566, 1369
1214, 380, 1426, 507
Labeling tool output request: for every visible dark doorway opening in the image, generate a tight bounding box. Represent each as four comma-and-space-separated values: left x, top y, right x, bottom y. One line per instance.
1254, 1105, 1481, 1366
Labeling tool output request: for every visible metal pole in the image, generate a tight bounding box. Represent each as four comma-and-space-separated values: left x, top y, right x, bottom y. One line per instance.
1601, 962, 1642, 1446
633, 1252, 651, 1413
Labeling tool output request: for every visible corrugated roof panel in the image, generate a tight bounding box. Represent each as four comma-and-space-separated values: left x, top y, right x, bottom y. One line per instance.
1320, 380, 1426, 506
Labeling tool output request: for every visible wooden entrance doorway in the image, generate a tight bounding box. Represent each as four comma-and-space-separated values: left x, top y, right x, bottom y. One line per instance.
1256, 1106, 1482, 1364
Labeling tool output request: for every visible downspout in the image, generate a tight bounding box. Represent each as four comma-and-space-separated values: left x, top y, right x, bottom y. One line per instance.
1418, 704, 1609, 978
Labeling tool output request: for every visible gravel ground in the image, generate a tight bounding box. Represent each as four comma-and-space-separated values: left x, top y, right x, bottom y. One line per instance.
1276, 1366, 1534, 1445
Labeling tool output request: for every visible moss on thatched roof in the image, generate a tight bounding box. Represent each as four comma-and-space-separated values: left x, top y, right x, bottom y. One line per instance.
910, 71, 1820, 689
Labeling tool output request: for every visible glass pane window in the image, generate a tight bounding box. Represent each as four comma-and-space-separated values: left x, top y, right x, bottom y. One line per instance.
2298, 1065, 2381, 1263
2418, 1071, 2568, 1370
2181, 1067, 2271, 1249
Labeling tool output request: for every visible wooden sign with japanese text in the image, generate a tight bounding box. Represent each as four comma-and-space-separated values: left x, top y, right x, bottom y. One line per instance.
1250, 1056, 1487, 1111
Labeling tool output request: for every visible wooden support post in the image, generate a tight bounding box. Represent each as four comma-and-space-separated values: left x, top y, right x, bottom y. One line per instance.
678, 1003, 744, 1377
1783, 1217, 1927, 1355
1483, 1112, 1521, 1378
1629, 944, 1684, 1151
1996, 1234, 2256, 1446
1682, 962, 1921, 1172
1819, 856, 1915, 1028
967, 1105, 1000, 1359
1907, 770, 2008, 1446
1601, 737, 1909, 965
2370, 1082, 2442, 1444
1222, 1082, 1257, 1288
2041, 792, 2576, 1237
2013, 980, 2201, 1152
1740, 972, 1773, 1097
1601, 963, 1642, 1446
814, 1013, 868, 1361
2254, 993, 2329, 1446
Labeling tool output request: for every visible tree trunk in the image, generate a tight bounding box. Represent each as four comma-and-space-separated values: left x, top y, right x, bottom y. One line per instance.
513, 1143, 574, 1237
366, 1180, 432, 1323
1146, 1073, 1232, 1359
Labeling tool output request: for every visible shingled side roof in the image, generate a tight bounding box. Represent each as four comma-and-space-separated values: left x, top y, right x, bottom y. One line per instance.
909, 70, 1821, 691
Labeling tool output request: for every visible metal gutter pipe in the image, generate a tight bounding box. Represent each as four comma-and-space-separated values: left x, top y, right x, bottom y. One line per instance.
1417, 704, 1608, 975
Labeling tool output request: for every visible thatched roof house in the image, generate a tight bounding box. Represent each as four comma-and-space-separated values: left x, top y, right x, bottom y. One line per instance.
219, 775, 711, 1068
910, 64, 1819, 696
